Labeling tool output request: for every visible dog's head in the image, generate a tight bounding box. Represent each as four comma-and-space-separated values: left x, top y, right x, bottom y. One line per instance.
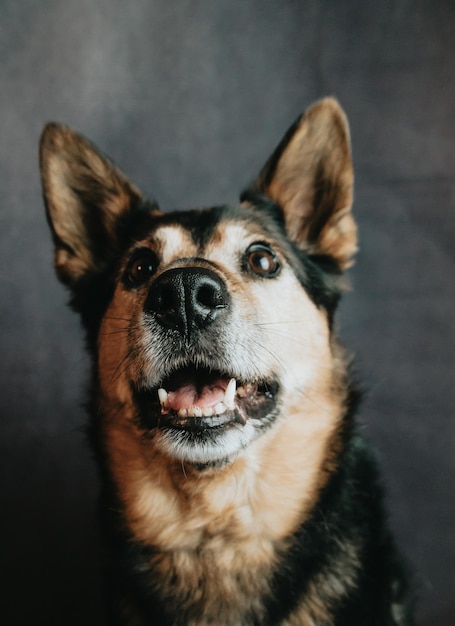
40, 98, 356, 468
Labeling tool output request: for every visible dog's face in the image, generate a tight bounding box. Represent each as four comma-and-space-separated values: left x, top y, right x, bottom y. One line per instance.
97, 205, 338, 466
40, 98, 356, 468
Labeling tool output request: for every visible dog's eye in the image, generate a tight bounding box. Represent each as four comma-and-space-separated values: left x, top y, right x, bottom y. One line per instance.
125, 250, 157, 286
246, 244, 280, 278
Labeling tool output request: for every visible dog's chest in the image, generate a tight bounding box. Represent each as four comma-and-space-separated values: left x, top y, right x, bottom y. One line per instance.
147, 533, 273, 625
112, 429, 336, 625
144, 539, 332, 626
126, 465, 272, 623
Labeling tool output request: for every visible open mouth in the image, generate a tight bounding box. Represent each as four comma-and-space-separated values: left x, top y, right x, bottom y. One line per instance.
134, 366, 278, 433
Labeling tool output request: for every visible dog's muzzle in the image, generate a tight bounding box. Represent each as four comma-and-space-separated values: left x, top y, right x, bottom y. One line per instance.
133, 266, 279, 446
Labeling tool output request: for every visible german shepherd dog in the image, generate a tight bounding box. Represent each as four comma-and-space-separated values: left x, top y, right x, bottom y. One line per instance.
40, 99, 413, 625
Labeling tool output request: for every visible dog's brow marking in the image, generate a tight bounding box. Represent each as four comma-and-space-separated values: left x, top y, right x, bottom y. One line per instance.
205, 222, 260, 270
155, 225, 196, 265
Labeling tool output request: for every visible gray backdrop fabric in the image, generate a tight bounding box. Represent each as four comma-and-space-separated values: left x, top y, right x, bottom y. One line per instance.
1, 1, 454, 624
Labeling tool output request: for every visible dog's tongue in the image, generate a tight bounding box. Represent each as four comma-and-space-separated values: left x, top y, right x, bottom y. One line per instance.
167, 380, 228, 412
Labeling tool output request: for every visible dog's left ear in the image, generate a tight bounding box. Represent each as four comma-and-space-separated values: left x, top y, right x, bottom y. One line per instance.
244, 98, 356, 269
40, 123, 151, 287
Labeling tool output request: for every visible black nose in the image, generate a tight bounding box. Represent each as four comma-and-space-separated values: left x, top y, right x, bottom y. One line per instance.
146, 267, 229, 337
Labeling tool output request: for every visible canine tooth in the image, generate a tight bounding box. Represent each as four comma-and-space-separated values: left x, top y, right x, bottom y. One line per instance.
224, 378, 236, 408
178, 408, 188, 418
215, 402, 227, 415
158, 388, 169, 408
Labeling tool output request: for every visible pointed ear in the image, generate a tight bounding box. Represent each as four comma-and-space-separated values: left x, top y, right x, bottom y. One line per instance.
40, 124, 154, 287
245, 98, 356, 269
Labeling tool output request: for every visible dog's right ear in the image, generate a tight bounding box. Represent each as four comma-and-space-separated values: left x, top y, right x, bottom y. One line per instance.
243, 98, 356, 270
40, 124, 155, 288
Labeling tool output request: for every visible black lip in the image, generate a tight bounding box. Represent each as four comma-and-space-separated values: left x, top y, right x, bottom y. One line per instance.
165, 411, 243, 432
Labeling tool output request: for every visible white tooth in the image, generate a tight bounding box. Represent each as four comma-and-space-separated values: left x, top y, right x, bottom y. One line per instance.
203, 406, 214, 417
192, 406, 202, 417
224, 378, 236, 409
158, 388, 169, 408
178, 408, 188, 418
215, 402, 227, 415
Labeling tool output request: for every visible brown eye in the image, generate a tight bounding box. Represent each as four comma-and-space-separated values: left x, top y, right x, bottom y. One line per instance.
246, 244, 280, 277
125, 250, 157, 287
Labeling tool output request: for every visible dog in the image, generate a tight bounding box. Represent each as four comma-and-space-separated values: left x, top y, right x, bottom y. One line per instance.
40, 98, 414, 625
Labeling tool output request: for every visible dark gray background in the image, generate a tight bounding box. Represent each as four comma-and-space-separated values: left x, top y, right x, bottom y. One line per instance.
1, 1, 454, 624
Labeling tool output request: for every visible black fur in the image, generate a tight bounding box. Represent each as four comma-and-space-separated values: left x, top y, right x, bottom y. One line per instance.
40, 100, 415, 625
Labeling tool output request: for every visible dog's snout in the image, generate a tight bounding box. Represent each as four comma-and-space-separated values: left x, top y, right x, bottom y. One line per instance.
146, 267, 229, 337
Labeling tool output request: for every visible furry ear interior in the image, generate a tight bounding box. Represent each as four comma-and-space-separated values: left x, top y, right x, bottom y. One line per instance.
244, 98, 356, 269
40, 124, 149, 287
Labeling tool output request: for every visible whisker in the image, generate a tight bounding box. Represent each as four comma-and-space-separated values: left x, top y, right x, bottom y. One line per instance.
104, 315, 132, 322
109, 351, 133, 385
254, 320, 305, 326
99, 321, 144, 337
257, 327, 309, 347
249, 338, 289, 376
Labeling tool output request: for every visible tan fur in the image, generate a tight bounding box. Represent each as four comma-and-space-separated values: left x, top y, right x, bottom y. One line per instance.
94, 216, 350, 624
98, 369, 347, 624
285, 538, 361, 626
39, 100, 397, 625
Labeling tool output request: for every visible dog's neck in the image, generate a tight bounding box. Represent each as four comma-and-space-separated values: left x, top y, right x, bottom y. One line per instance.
102, 373, 346, 555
